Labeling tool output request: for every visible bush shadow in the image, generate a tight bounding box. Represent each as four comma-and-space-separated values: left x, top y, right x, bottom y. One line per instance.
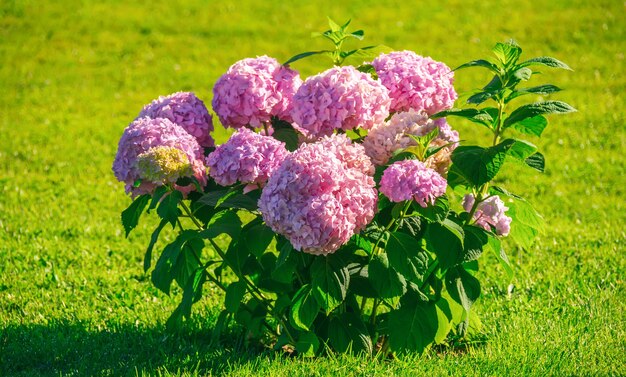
0, 320, 270, 376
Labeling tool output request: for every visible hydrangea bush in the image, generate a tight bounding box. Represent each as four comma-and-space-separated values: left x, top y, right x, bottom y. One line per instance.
114, 19, 575, 357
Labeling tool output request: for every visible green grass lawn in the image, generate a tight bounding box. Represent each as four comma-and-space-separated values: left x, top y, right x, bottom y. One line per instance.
1, 0, 624, 375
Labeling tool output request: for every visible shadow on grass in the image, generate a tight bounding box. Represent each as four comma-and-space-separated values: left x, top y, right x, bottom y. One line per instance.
0, 320, 268, 376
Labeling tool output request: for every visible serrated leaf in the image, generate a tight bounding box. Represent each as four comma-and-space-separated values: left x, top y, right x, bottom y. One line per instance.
283, 50, 332, 66
413, 195, 449, 223
425, 222, 463, 269
271, 125, 299, 151
508, 139, 538, 160
504, 101, 577, 129
243, 223, 274, 258
518, 56, 572, 71
388, 294, 439, 353
198, 188, 258, 211
509, 115, 548, 137
445, 266, 481, 313
431, 108, 498, 129
144, 219, 168, 272
454, 59, 500, 73
506, 85, 562, 102
368, 253, 407, 298
311, 256, 350, 314
486, 235, 513, 278
492, 41, 522, 66
461, 226, 488, 263
295, 332, 320, 357
121, 194, 150, 237
525, 152, 545, 172
289, 284, 320, 331
387, 232, 429, 282
157, 190, 182, 228
329, 312, 373, 355
201, 209, 242, 239
450, 139, 515, 187
467, 91, 495, 105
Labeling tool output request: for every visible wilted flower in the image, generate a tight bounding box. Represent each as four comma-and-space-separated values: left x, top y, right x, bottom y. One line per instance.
138, 91, 214, 147
463, 194, 512, 236
112, 117, 207, 196
362, 110, 459, 174
206, 128, 289, 189
212, 56, 302, 128
259, 135, 377, 255
290, 65, 390, 139
371, 50, 457, 114
379, 159, 447, 207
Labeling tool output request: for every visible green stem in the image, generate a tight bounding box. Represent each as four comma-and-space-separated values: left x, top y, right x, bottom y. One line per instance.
369, 299, 382, 325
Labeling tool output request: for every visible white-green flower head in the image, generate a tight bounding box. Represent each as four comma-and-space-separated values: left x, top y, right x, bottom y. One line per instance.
135, 146, 193, 184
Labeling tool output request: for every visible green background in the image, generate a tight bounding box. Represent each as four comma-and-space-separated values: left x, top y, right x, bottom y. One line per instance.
1, 0, 624, 375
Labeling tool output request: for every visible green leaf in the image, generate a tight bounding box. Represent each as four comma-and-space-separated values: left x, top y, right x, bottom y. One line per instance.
492, 41, 522, 66
225, 280, 247, 314
151, 230, 199, 295
486, 234, 513, 278
461, 226, 488, 263
386, 232, 429, 282
349, 30, 365, 40
198, 188, 258, 211
311, 256, 350, 314
525, 152, 545, 172
283, 50, 331, 66
289, 284, 320, 331
451, 139, 515, 187
144, 219, 168, 272
328, 17, 342, 32
121, 194, 150, 237
173, 237, 203, 289
518, 56, 572, 71
445, 266, 481, 313
295, 331, 320, 357
157, 190, 182, 227
509, 115, 548, 137
454, 59, 500, 73
368, 253, 407, 298
508, 139, 538, 160
329, 312, 373, 355
200, 209, 242, 239
243, 223, 274, 258
341, 45, 393, 64
431, 108, 498, 129
271, 125, 299, 152
506, 85, 562, 102
503, 101, 577, 129
388, 293, 439, 353
414, 195, 449, 223
165, 268, 206, 331
434, 299, 453, 344
356, 64, 378, 79
425, 222, 463, 269
467, 91, 495, 105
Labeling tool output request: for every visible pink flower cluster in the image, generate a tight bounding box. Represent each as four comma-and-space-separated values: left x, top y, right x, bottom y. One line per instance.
362, 110, 459, 174
212, 56, 302, 129
462, 195, 512, 236
138, 92, 215, 147
290, 66, 391, 139
113, 117, 207, 196
206, 128, 289, 190
371, 51, 457, 115
379, 160, 447, 207
259, 135, 377, 255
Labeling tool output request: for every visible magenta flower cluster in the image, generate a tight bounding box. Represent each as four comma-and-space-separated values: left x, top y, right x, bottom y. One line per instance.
379, 160, 447, 207
463, 195, 512, 236
371, 51, 457, 115
362, 110, 459, 169
138, 92, 215, 147
206, 128, 289, 189
113, 117, 207, 196
259, 135, 377, 255
212, 56, 302, 129
290, 66, 391, 139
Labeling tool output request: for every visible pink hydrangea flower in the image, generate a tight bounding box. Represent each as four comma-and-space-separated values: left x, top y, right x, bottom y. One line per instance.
138, 92, 214, 147
212, 56, 302, 129
206, 128, 289, 190
317, 134, 375, 176
371, 51, 457, 114
113, 117, 207, 196
379, 160, 447, 207
259, 136, 377, 255
463, 195, 512, 236
362, 110, 459, 174
290, 66, 391, 139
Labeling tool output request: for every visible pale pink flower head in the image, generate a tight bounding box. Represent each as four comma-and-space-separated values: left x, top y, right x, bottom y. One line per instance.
206, 128, 289, 190
138, 92, 214, 147
379, 159, 447, 207
316, 134, 375, 176
290, 65, 391, 139
212, 56, 302, 129
463, 195, 512, 236
371, 51, 457, 114
362, 110, 459, 174
258, 137, 377, 255
113, 117, 207, 196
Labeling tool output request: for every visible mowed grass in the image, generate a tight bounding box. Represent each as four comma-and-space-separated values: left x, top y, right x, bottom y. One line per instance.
0, 0, 624, 375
